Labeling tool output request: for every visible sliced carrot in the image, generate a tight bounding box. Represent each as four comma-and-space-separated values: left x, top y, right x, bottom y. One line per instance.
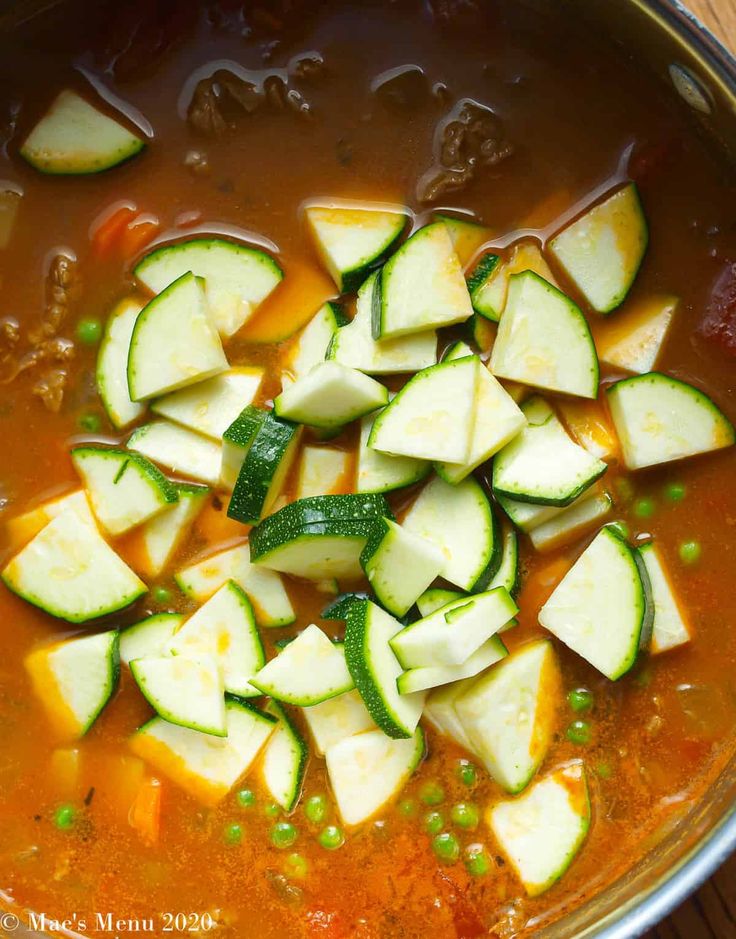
91, 203, 138, 257
129, 775, 162, 846
120, 214, 160, 260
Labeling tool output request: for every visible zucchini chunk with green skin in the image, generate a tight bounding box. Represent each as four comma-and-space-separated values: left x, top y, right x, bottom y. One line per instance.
130, 655, 227, 737
402, 474, 500, 592
360, 518, 444, 618
127, 272, 227, 402
96, 297, 145, 429
538, 527, 651, 680
168, 582, 265, 697
492, 398, 607, 507
639, 542, 692, 654
134, 238, 283, 338
529, 490, 612, 553
436, 213, 491, 267
488, 521, 519, 594
305, 204, 407, 293
416, 587, 464, 618
549, 183, 648, 314
285, 303, 346, 384
326, 727, 424, 827
468, 241, 558, 323
344, 599, 426, 738
356, 409, 430, 494
175, 543, 294, 627
490, 271, 599, 399
120, 613, 184, 666
456, 639, 561, 793
274, 361, 388, 430
138, 484, 210, 576
467, 253, 501, 317
260, 701, 308, 812
391, 587, 518, 669
128, 421, 222, 487
296, 446, 350, 499
220, 405, 267, 491
321, 592, 370, 622
606, 372, 735, 470
374, 222, 474, 340
496, 485, 604, 533
2, 511, 146, 623
598, 294, 678, 374
248, 494, 389, 580
130, 699, 276, 806
227, 412, 301, 523
152, 367, 263, 440
6, 489, 96, 550
301, 688, 376, 756
25, 630, 120, 739
71, 446, 178, 536
328, 272, 437, 375
20, 90, 144, 175
423, 677, 483, 756
369, 357, 479, 463
488, 763, 590, 896
251, 624, 354, 706
397, 635, 507, 695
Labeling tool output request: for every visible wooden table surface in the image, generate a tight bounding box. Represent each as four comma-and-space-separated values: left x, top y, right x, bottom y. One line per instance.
642, 6, 735, 938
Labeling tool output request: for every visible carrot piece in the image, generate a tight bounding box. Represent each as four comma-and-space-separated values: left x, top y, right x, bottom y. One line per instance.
129, 775, 162, 846
120, 214, 160, 260
91, 203, 138, 257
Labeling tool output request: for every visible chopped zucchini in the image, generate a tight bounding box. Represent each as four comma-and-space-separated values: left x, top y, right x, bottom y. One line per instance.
423, 677, 482, 755
557, 399, 618, 460
301, 689, 376, 756
606, 372, 734, 470
130, 655, 227, 737
20, 89, 144, 174
548, 183, 648, 314
397, 635, 507, 694
598, 294, 678, 373
436, 213, 490, 267
488, 521, 519, 594
220, 405, 267, 491
356, 409, 429, 494
296, 446, 351, 499
134, 238, 283, 338
128, 421, 222, 486
120, 613, 184, 666
326, 727, 424, 826
285, 303, 346, 383
96, 297, 146, 429
138, 483, 209, 576
25, 630, 120, 739
456, 639, 561, 792
416, 587, 463, 617
6, 489, 96, 549
467, 252, 501, 317
468, 241, 558, 323
528, 490, 612, 552
152, 367, 263, 440
639, 542, 692, 654
261, 701, 307, 812
274, 361, 388, 430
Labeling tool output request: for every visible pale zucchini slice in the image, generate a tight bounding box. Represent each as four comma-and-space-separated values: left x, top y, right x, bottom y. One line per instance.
326, 727, 424, 826
356, 409, 429, 494
130, 698, 276, 805
528, 490, 612, 552
557, 399, 618, 460
284, 303, 346, 383
468, 241, 558, 323
305, 204, 407, 293
489, 762, 590, 896
361, 518, 444, 618
549, 183, 648, 314
175, 542, 294, 627
606, 372, 734, 470
302, 689, 376, 756
493, 398, 606, 507
220, 405, 267, 491
344, 599, 426, 738
416, 587, 463, 617
130, 655, 227, 737
402, 474, 500, 592
71, 446, 178, 536
598, 294, 678, 373
391, 587, 517, 669
134, 238, 283, 338
6, 489, 96, 549
251, 624, 354, 706
397, 635, 507, 695
128, 421, 223, 486
137, 483, 209, 576
369, 357, 479, 463
152, 367, 263, 440
260, 701, 307, 812
488, 521, 519, 594
120, 613, 184, 666
456, 639, 561, 792
539, 526, 651, 679
2, 511, 146, 623
423, 677, 482, 755
168, 581, 265, 697
96, 297, 145, 429
491, 271, 598, 399
25, 630, 120, 738
436, 213, 490, 267
274, 361, 388, 430
295, 446, 351, 499
639, 542, 692, 654
20, 90, 144, 174
328, 271, 437, 374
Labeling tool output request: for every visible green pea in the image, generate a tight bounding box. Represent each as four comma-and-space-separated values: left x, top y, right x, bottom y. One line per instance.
568, 687, 593, 713
424, 811, 444, 835
419, 780, 445, 806
634, 497, 655, 519
318, 825, 344, 850
152, 585, 172, 605
432, 832, 460, 864
76, 318, 102, 345
53, 804, 75, 830
270, 821, 298, 849
450, 802, 479, 830
236, 788, 255, 808
679, 540, 701, 565
456, 760, 477, 786
304, 794, 328, 824
264, 803, 280, 819
566, 720, 592, 745
223, 822, 243, 845
284, 852, 308, 880
664, 482, 686, 502
397, 799, 416, 818
465, 845, 491, 877
607, 520, 629, 540
78, 412, 101, 433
